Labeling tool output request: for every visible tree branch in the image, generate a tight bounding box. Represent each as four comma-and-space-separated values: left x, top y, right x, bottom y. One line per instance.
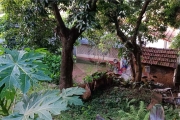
132, 0, 151, 42
114, 18, 128, 43
70, 0, 98, 43
52, 3, 68, 36
114, 17, 135, 49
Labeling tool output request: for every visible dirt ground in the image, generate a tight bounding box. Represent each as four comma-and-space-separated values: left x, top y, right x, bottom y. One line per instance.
72, 63, 109, 83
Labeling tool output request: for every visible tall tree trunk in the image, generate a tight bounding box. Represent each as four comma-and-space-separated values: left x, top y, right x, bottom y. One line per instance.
134, 46, 142, 82
59, 37, 74, 89
52, 1, 98, 89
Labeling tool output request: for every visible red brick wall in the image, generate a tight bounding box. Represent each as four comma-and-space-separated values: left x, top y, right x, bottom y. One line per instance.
144, 65, 174, 87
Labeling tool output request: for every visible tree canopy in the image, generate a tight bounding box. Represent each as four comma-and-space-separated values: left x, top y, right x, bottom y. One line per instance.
0, 0, 180, 88
0, 0, 59, 52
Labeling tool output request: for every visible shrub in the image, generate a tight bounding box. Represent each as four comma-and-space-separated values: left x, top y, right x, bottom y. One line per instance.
43, 53, 61, 84
118, 101, 150, 120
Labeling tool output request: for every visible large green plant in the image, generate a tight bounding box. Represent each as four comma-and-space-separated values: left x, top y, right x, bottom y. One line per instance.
0, 49, 85, 119
0, 49, 51, 116
0, 49, 51, 93
2, 87, 85, 120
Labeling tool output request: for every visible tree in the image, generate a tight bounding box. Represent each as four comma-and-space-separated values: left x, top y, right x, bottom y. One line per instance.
96, 0, 175, 81
0, 0, 59, 52
165, 0, 180, 49
0, 0, 98, 89
2, 0, 179, 88
49, 0, 98, 89
164, 0, 180, 28
170, 33, 180, 49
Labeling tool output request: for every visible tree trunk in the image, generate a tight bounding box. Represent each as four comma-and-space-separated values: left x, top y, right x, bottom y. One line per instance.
51, 1, 98, 90
130, 54, 135, 80
134, 47, 142, 82
59, 37, 74, 89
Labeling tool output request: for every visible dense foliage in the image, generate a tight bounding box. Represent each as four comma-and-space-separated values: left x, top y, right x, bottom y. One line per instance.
43, 53, 61, 84
164, 0, 180, 28
170, 33, 180, 49
59, 86, 180, 120
0, 0, 60, 51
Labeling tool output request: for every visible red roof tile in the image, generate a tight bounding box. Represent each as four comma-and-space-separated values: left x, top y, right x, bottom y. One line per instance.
141, 47, 179, 68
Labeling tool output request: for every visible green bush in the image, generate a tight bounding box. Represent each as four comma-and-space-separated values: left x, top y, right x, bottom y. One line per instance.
43, 53, 61, 84
25, 48, 61, 84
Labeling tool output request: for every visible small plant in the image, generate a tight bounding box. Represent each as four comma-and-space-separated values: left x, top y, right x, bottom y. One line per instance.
164, 106, 180, 119
92, 72, 106, 80
118, 101, 150, 120
83, 75, 93, 83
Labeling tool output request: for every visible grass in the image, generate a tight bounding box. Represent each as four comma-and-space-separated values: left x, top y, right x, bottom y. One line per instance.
75, 62, 108, 75
54, 83, 180, 120
56, 85, 152, 120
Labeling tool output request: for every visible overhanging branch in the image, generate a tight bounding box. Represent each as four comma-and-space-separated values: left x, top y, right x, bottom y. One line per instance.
114, 17, 134, 49
52, 3, 68, 36
132, 0, 151, 42
70, 0, 98, 43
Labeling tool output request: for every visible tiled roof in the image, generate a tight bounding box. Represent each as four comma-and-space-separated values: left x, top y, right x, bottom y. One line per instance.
141, 47, 179, 68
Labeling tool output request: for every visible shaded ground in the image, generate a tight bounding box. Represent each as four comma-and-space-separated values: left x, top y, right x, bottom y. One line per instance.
73, 62, 109, 83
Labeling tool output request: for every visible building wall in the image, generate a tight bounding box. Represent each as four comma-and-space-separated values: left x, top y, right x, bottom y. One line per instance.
143, 64, 175, 87
76, 44, 119, 62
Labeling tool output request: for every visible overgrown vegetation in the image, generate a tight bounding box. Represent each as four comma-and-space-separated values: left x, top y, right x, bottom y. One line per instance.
59, 86, 180, 120
0, 0, 180, 119
0, 49, 85, 120
43, 53, 61, 84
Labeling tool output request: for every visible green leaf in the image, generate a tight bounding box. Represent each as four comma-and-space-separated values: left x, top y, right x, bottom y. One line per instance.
2, 113, 23, 120
60, 87, 85, 106
30, 71, 51, 81
61, 87, 85, 96
0, 49, 51, 94
20, 74, 31, 94
0, 87, 16, 101
3, 87, 85, 120
3, 90, 67, 120
63, 96, 84, 105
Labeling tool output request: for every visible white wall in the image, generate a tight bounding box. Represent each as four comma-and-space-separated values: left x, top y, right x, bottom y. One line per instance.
146, 39, 171, 49
146, 27, 179, 49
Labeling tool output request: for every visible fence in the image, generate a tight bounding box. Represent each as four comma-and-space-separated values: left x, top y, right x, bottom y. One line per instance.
76, 45, 119, 62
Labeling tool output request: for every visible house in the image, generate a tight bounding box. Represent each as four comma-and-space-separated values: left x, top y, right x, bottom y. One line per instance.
75, 38, 180, 87
141, 47, 179, 87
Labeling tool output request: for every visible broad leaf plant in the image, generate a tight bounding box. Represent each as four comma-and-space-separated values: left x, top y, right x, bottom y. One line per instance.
0, 49, 51, 94
3, 87, 85, 120
0, 49, 85, 119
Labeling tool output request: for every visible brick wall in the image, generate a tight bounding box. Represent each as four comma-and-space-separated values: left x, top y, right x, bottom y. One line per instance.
145, 65, 174, 87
